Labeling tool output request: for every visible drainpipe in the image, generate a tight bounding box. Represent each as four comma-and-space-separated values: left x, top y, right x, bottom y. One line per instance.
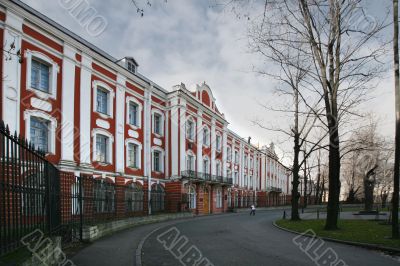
145, 84, 153, 215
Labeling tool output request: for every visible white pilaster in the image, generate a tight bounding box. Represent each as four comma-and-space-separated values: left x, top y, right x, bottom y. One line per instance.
60, 44, 77, 164
79, 54, 92, 166
240, 142, 244, 187
222, 125, 228, 177
144, 86, 152, 178
196, 110, 203, 173
179, 98, 187, 173
170, 97, 179, 177
210, 118, 216, 175
115, 74, 126, 173
2, 11, 23, 133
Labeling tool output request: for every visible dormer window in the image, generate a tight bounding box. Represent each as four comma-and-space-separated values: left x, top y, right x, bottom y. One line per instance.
127, 61, 136, 73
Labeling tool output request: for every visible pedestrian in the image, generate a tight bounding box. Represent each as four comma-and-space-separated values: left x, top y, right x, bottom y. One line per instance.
250, 204, 256, 216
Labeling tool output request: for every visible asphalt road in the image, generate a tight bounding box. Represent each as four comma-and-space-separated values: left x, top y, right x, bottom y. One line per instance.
72, 210, 400, 266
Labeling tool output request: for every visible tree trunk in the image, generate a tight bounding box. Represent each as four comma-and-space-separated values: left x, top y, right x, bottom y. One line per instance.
392, 0, 400, 239
291, 132, 301, 221
303, 150, 308, 208
325, 118, 341, 230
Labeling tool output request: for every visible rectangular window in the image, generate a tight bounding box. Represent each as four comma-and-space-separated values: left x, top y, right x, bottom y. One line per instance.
30, 117, 49, 153
31, 59, 50, 93
96, 134, 108, 163
216, 162, 221, 176
234, 172, 238, 184
235, 151, 239, 164
186, 121, 194, 140
244, 155, 247, 167
227, 147, 232, 161
154, 114, 162, 135
97, 88, 109, 115
128, 102, 138, 126
216, 135, 221, 151
203, 159, 209, 174
153, 151, 161, 172
203, 128, 209, 146
187, 155, 194, 171
128, 143, 138, 168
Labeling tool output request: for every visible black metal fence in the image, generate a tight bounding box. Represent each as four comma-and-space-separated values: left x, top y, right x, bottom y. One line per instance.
0, 120, 186, 257
0, 121, 61, 256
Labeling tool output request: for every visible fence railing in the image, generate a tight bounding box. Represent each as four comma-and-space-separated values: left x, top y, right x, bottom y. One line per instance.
181, 170, 233, 185
0, 121, 61, 256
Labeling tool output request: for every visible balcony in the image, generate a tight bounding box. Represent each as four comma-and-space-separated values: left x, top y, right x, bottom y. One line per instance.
181, 170, 233, 185
267, 186, 282, 193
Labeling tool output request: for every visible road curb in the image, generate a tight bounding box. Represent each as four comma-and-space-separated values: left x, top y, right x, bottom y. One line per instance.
272, 220, 400, 255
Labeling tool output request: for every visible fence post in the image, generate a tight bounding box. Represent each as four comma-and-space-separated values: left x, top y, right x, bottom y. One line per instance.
79, 175, 83, 241
45, 162, 52, 234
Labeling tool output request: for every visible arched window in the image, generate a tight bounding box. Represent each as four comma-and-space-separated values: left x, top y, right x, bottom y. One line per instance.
186, 150, 195, 171
151, 184, 165, 212
93, 179, 115, 213
186, 117, 195, 141
202, 156, 210, 175
216, 188, 222, 208
202, 126, 210, 146
125, 183, 143, 212
227, 189, 232, 208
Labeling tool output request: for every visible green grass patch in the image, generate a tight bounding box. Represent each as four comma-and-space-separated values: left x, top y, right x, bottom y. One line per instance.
276, 219, 400, 249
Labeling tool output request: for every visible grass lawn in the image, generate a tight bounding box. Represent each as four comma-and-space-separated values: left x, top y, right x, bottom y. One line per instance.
276, 219, 400, 249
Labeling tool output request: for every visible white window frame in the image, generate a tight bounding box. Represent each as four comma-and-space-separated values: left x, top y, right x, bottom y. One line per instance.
25, 50, 59, 100
152, 109, 165, 137
216, 133, 221, 151
186, 150, 196, 171
216, 160, 221, 176
151, 146, 165, 173
234, 150, 239, 164
202, 155, 210, 174
227, 146, 232, 161
188, 185, 196, 209
92, 80, 115, 119
202, 125, 210, 147
92, 128, 114, 164
126, 96, 142, 129
125, 138, 142, 169
186, 116, 196, 141
24, 110, 57, 154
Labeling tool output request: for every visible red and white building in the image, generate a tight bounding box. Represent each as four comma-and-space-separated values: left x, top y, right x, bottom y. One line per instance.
0, 0, 291, 215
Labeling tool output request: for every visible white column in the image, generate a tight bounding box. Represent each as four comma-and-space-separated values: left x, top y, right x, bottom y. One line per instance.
2, 11, 23, 133
196, 110, 203, 173
170, 97, 179, 177
222, 125, 228, 177
144, 86, 152, 178
79, 54, 92, 167
239, 142, 244, 187
115, 74, 126, 173
261, 155, 266, 190
179, 98, 187, 173
210, 118, 216, 175
231, 140, 236, 184
165, 110, 169, 178
60, 44, 77, 164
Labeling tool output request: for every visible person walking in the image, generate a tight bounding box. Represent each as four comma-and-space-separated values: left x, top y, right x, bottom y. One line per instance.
250, 204, 256, 216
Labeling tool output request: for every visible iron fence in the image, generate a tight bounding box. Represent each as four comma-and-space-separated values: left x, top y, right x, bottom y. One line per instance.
0, 121, 61, 256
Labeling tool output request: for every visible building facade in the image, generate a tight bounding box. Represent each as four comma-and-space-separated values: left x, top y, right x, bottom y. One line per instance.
0, 0, 291, 215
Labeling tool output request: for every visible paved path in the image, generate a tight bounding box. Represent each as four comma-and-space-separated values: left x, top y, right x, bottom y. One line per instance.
72, 210, 400, 266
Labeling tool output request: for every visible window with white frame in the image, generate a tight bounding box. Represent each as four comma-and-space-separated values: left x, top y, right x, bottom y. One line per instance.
96, 134, 109, 163
186, 152, 195, 171
234, 150, 239, 164
203, 126, 210, 146
250, 175, 253, 187
216, 160, 221, 176
227, 146, 232, 161
25, 50, 59, 99
234, 172, 238, 184
227, 169, 232, 179
24, 110, 57, 155
92, 129, 114, 164
244, 155, 248, 168
152, 148, 164, 172
186, 119, 195, 141
30, 117, 50, 153
128, 102, 139, 126
244, 174, 248, 186
203, 157, 209, 174
152, 110, 164, 136
31, 59, 50, 93
216, 188, 222, 208
93, 81, 115, 118
127, 143, 139, 168
216, 134, 221, 151
250, 158, 253, 169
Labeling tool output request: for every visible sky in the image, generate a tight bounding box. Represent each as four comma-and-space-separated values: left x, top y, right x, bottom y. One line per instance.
20, 0, 396, 162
